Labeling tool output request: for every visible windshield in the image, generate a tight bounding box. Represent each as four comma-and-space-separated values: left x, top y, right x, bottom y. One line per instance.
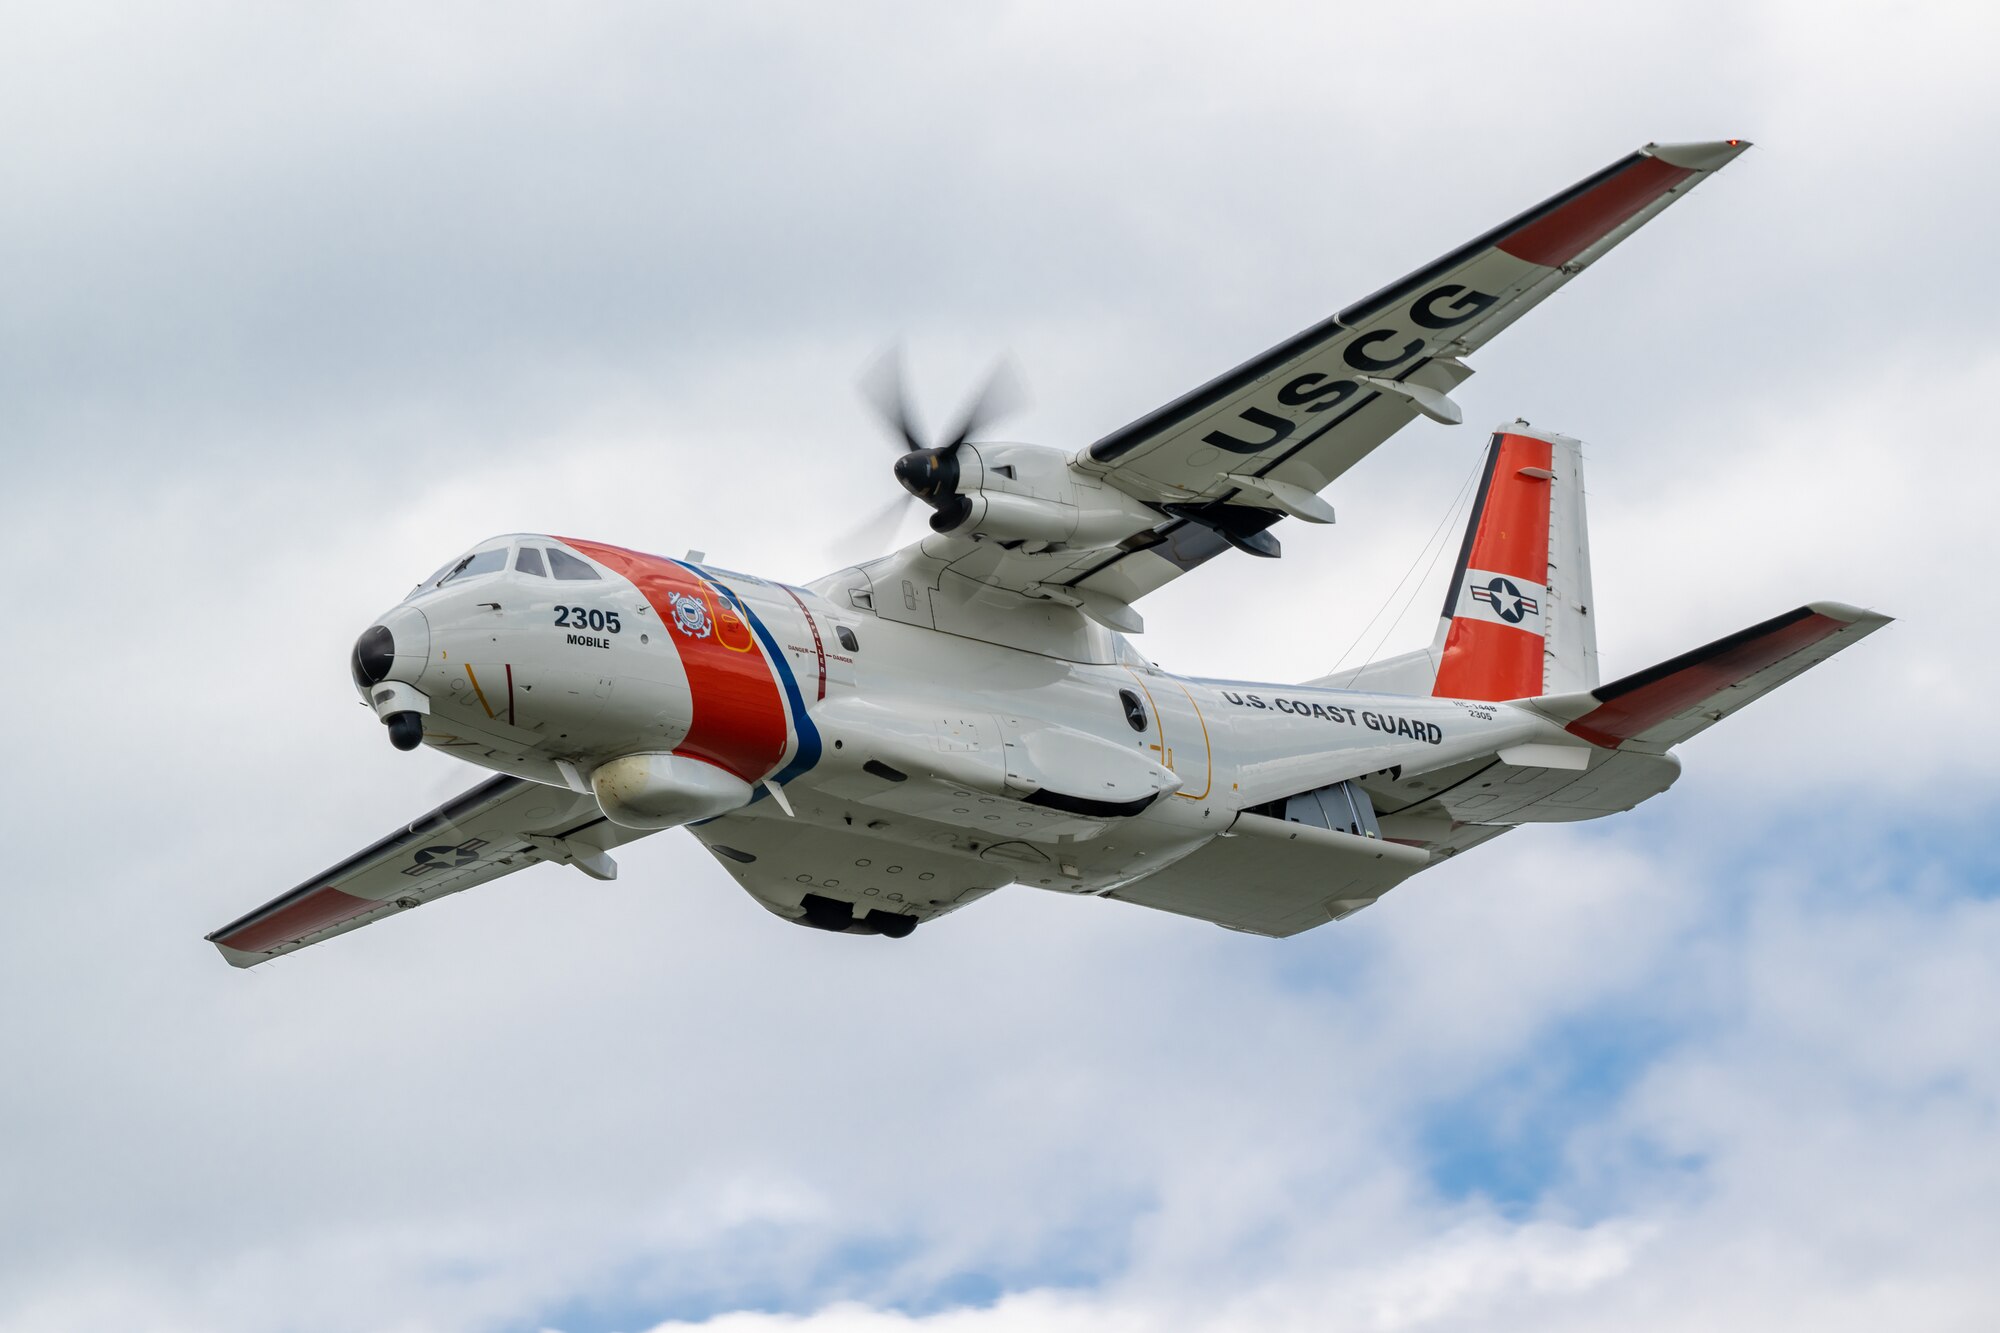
547, 548, 601, 581
438, 548, 506, 586
409, 543, 512, 598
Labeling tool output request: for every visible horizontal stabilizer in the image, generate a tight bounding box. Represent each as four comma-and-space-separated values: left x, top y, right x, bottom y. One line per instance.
1529, 601, 1890, 749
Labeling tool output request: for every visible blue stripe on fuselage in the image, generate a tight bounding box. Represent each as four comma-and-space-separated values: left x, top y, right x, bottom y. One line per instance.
674, 561, 823, 803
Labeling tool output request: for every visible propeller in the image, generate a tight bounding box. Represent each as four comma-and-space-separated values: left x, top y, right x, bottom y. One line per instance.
844, 350, 1024, 552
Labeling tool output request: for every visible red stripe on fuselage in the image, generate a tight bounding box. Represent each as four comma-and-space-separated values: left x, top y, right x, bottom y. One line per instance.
778, 584, 828, 702
1498, 156, 1694, 268
560, 538, 789, 782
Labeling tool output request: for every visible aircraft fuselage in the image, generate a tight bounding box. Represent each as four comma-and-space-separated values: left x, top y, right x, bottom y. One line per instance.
355, 533, 1597, 927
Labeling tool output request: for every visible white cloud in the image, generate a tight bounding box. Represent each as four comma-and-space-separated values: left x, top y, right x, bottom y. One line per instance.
2, 2, 1997, 1332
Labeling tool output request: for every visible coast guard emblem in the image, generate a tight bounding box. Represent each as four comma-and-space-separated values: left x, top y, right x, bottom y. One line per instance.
667, 591, 713, 639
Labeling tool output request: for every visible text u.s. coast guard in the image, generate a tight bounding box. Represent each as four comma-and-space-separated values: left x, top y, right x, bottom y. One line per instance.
1217, 691, 1443, 744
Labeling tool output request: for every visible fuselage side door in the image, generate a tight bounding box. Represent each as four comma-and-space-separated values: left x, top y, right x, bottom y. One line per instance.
1123, 668, 1214, 805
1152, 674, 1214, 804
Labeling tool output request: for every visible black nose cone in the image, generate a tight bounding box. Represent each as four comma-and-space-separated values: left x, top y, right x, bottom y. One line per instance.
351, 625, 395, 690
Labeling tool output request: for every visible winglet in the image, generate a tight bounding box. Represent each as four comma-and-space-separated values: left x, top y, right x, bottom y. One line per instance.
1649, 139, 1753, 172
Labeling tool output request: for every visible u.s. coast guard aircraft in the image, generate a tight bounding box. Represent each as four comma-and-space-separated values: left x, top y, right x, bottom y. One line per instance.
208, 139, 1889, 965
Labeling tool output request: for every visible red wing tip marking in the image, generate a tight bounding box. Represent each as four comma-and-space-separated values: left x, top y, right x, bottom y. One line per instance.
1498, 139, 1750, 270
1499, 155, 1696, 268
209, 884, 382, 957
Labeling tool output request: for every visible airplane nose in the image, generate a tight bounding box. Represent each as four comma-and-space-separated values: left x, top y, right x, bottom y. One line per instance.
351, 605, 431, 691
352, 605, 432, 750
351, 624, 396, 690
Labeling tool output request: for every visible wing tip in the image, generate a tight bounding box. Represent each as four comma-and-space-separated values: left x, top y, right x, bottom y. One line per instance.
1804, 599, 1895, 631
209, 938, 266, 969
1646, 139, 1753, 172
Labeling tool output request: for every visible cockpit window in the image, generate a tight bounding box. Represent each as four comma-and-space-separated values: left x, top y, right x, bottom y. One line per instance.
437, 548, 506, 586
413, 559, 458, 595
547, 548, 601, 581
514, 546, 548, 577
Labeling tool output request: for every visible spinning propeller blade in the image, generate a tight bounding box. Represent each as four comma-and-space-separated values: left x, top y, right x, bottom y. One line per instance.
834, 350, 1026, 560
827, 493, 915, 568
860, 348, 929, 455
936, 359, 1025, 454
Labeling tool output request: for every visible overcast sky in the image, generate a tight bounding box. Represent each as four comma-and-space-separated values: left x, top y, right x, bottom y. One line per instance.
4, 3, 1997, 1331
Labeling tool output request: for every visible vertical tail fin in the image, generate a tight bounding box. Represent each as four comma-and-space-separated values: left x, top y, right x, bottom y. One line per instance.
1431, 423, 1598, 701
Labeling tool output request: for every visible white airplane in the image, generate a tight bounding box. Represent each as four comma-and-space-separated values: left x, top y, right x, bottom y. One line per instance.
208, 139, 1889, 965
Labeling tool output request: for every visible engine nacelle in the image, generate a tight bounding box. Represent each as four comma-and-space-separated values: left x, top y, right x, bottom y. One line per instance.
941, 490, 1080, 543
933, 443, 1157, 549
591, 753, 754, 829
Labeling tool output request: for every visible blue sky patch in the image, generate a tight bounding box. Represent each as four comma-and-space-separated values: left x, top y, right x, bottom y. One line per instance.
1414, 1005, 1687, 1217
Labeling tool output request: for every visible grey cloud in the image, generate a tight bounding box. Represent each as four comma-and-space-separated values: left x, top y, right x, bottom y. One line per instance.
3, 2, 1997, 1331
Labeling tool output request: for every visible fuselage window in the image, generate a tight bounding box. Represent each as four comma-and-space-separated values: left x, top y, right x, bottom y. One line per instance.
1119, 688, 1148, 732
515, 546, 548, 577
438, 548, 506, 586
547, 548, 601, 581
836, 626, 859, 652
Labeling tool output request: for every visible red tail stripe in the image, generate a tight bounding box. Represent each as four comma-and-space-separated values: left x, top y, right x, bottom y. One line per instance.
1434, 615, 1546, 703
1498, 155, 1694, 268
1432, 431, 1555, 702
560, 539, 788, 783
1464, 433, 1554, 584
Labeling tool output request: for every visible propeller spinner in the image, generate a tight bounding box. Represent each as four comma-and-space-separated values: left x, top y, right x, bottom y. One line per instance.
863, 351, 1022, 536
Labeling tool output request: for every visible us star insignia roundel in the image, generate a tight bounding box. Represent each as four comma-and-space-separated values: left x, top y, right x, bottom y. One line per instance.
667, 590, 713, 639
1470, 575, 1540, 624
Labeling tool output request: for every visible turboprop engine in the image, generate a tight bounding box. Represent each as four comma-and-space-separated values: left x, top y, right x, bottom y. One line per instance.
862, 357, 1157, 554
924, 442, 1158, 548
591, 754, 755, 830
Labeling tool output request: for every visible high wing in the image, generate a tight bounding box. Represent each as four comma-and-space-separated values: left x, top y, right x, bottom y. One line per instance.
205, 776, 650, 968
1064, 139, 1749, 608
874, 140, 1748, 625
